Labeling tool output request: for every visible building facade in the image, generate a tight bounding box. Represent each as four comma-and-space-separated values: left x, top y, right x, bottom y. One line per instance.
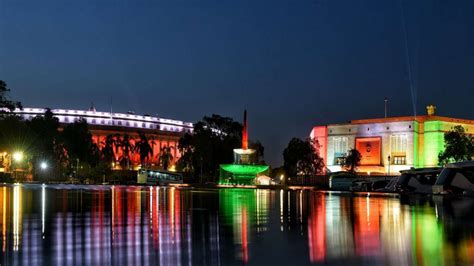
310, 108, 474, 175
12, 107, 193, 169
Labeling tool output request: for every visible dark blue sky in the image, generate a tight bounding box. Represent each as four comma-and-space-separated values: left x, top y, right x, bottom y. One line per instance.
1, 0, 473, 166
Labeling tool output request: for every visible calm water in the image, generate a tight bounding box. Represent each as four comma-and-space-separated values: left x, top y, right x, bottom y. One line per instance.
0, 185, 473, 265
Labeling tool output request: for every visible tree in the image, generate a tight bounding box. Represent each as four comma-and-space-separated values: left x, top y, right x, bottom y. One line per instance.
438, 125, 474, 165
158, 146, 174, 170
177, 133, 194, 173
270, 166, 286, 180
60, 119, 99, 177
117, 134, 134, 169
176, 114, 242, 182
27, 109, 62, 177
0, 109, 67, 179
342, 148, 361, 173
134, 133, 153, 166
100, 134, 116, 165
283, 138, 324, 177
0, 80, 22, 116
0, 115, 35, 174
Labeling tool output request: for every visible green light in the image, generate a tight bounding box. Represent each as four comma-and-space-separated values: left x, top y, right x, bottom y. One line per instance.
423, 121, 445, 167
220, 164, 269, 175
220, 189, 256, 218
411, 206, 444, 265
219, 164, 269, 185
219, 189, 257, 250
413, 121, 420, 167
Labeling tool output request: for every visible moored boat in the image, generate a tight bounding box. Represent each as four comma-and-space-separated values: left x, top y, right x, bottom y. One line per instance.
432, 161, 474, 196
137, 169, 183, 186
378, 167, 442, 194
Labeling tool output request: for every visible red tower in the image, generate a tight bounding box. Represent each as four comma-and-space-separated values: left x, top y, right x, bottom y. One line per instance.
242, 110, 248, 150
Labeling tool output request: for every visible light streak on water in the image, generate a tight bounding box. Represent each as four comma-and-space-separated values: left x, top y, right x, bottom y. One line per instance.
42, 184, 45, 237
0, 185, 471, 265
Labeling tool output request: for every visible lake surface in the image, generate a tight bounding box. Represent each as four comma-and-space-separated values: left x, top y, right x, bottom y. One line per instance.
0, 184, 473, 265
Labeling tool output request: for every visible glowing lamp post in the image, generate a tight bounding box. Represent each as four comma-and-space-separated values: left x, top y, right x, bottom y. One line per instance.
13, 152, 23, 162
12, 151, 24, 180
387, 155, 391, 177
40, 162, 48, 170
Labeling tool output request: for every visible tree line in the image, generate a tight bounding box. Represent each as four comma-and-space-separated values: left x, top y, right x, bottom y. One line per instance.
0, 80, 175, 181
0, 110, 175, 181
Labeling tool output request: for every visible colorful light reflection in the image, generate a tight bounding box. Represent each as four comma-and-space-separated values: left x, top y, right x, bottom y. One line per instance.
0, 185, 471, 265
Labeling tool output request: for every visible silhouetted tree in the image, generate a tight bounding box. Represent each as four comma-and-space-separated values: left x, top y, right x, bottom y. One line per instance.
177, 133, 194, 173
0, 115, 34, 172
118, 134, 134, 169
27, 109, 62, 177
159, 146, 174, 170
0, 80, 22, 116
342, 148, 361, 173
283, 138, 324, 177
60, 119, 99, 178
100, 134, 116, 165
176, 114, 242, 182
438, 125, 474, 165
134, 133, 153, 166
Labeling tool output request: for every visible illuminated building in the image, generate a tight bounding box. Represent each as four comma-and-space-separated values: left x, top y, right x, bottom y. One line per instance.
12, 107, 193, 169
219, 111, 269, 185
310, 106, 474, 174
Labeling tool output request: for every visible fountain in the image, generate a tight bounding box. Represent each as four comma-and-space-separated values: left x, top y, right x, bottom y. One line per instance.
219, 110, 269, 185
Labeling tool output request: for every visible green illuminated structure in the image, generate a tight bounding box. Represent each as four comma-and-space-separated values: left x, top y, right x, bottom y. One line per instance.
422, 121, 445, 167
220, 164, 269, 185
219, 110, 269, 185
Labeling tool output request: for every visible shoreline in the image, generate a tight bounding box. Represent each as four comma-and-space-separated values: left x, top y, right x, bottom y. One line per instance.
2, 182, 473, 199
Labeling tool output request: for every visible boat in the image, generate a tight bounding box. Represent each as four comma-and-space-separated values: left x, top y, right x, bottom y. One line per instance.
378, 167, 442, 194
432, 161, 474, 196
137, 169, 183, 186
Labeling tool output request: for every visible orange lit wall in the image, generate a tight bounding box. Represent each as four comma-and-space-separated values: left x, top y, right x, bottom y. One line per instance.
355, 137, 381, 166
310, 126, 328, 169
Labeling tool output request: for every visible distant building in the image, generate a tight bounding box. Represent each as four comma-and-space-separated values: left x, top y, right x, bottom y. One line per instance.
12, 107, 193, 169
310, 106, 474, 175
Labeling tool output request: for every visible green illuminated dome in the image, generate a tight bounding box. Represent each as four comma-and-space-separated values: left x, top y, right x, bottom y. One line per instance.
219, 164, 269, 185
220, 164, 269, 175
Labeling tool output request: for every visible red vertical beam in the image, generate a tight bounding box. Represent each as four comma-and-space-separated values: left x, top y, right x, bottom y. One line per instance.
242, 110, 248, 150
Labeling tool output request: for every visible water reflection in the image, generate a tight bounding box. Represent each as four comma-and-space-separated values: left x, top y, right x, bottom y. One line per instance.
306, 192, 474, 265
0, 185, 472, 265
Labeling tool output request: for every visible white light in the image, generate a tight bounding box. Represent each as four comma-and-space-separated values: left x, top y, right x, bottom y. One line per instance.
13, 152, 23, 162
40, 162, 48, 170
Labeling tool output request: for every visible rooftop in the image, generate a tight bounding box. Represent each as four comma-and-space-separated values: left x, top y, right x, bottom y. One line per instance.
12, 107, 194, 133
349, 115, 474, 126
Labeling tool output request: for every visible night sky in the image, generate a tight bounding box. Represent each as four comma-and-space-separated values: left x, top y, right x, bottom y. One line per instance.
1, 0, 473, 166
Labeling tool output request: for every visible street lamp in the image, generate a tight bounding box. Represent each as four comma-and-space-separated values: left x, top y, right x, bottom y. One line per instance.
13, 151, 23, 162
12, 151, 24, 181
387, 155, 391, 178
40, 161, 48, 170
